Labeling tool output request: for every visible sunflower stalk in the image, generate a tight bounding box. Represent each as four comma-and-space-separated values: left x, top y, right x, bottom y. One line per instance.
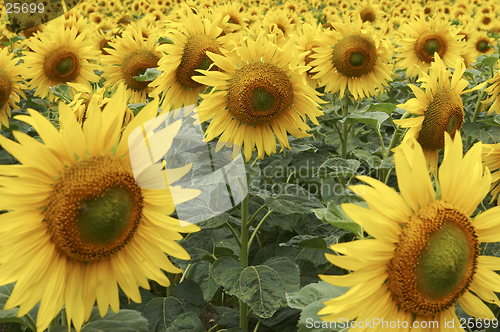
247, 209, 273, 251
466, 90, 486, 149
340, 94, 350, 187
239, 193, 250, 331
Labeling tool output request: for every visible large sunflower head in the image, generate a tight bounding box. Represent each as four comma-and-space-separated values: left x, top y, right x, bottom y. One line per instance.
0, 47, 26, 128
22, 26, 101, 102
149, 7, 236, 114
192, 32, 324, 161
394, 53, 471, 172
310, 14, 393, 100
100, 24, 163, 103
396, 16, 466, 77
319, 131, 500, 328
0, 86, 200, 331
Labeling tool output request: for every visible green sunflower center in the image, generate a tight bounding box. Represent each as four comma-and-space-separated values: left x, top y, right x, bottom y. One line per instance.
0, 71, 12, 109
76, 186, 134, 245
417, 222, 472, 300
176, 34, 222, 89
387, 201, 478, 316
227, 62, 294, 125
44, 47, 80, 82
477, 40, 489, 53
415, 32, 447, 63
418, 88, 464, 151
331, 35, 377, 78
423, 39, 442, 56
121, 49, 160, 92
44, 156, 144, 262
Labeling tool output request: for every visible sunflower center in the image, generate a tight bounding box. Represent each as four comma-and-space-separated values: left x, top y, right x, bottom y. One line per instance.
423, 39, 442, 56
331, 35, 377, 78
477, 40, 489, 53
44, 46, 80, 82
44, 156, 144, 262
418, 88, 464, 151
121, 49, 160, 92
360, 8, 375, 22
0, 71, 12, 109
415, 32, 447, 63
176, 34, 221, 89
387, 201, 479, 316
227, 62, 294, 125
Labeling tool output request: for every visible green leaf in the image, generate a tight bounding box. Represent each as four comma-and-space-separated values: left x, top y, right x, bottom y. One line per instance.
365, 103, 396, 116
287, 282, 349, 332
287, 281, 349, 310
197, 213, 230, 229
211, 256, 300, 318
482, 56, 498, 68
0, 283, 36, 331
142, 297, 185, 331
344, 111, 389, 131
172, 280, 205, 316
184, 261, 219, 302
133, 68, 161, 82
158, 36, 173, 44
264, 184, 323, 215
312, 202, 363, 237
49, 84, 73, 103
165, 312, 205, 332
316, 158, 360, 178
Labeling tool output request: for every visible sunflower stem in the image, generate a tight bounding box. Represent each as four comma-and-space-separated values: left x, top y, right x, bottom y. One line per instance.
247, 209, 273, 251
239, 193, 250, 331
466, 90, 486, 149
225, 221, 242, 248
340, 94, 350, 187
248, 204, 267, 228
61, 308, 67, 327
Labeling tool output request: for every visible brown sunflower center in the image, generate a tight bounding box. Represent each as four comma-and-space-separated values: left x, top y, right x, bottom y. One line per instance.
0, 70, 12, 109
227, 62, 294, 125
417, 88, 464, 151
44, 156, 143, 262
176, 34, 221, 89
121, 49, 160, 92
360, 8, 375, 22
415, 31, 447, 63
44, 46, 80, 82
477, 40, 490, 53
331, 35, 377, 78
387, 201, 479, 316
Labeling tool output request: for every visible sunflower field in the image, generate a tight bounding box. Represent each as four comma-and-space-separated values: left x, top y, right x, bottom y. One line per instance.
2, 0, 500, 331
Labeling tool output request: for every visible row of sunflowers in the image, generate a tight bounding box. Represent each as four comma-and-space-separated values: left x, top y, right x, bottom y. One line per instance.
1, 0, 500, 331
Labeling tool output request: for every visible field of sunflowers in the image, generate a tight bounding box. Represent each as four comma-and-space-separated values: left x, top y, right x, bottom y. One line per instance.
1, 0, 500, 331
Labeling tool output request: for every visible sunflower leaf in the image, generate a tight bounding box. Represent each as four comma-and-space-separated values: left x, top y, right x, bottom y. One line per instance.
365, 103, 396, 116
312, 202, 363, 237
0, 283, 37, 331
50, 84, 73, 104
133, 68, 161, 82
211, 256, 300, 318
344, 111, 390, 131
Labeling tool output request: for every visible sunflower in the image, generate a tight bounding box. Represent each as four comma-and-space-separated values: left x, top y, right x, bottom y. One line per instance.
482, 71, 500, 116
395, 16, 466, 78
394, 54, 472, 172
351, 0, 385, 28
295, 22, 323, 89
319, 131, 500, 330
149, 7, 235, 114
482, 144, 500, 205
101, 25, 162, 103
469, 30, 496, 61
0, 47, 26, 128
192, 32, 324, 162
0, 87, 200, 332
23, 27, 100, 102
310, 14, 393, 100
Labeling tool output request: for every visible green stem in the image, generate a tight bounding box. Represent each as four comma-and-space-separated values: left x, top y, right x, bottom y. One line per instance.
248, 204, 267, 228
25, 313, 37, 332
253, 320, 261, 332
466, 90, 486, 149
247, 210, 273, 251
225, 221, 242, 248
384, 112, 412, 159
61, 308, 67, 327
179, 263, 192, 283
341, 95, 349, 159
239, 194, 249, 331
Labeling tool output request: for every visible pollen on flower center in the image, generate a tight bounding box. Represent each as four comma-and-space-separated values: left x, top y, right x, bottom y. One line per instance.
121, 49, 160, 91
415, 32, 447, 63
176, 34, 221, 89
44, 47, 80, 82
418, 88, 464, 151
44, 155, 144, 262
332, 35, 377, 78
387, 201, 479, 316
0, 71, 12, 108
227, 62, 294, 125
